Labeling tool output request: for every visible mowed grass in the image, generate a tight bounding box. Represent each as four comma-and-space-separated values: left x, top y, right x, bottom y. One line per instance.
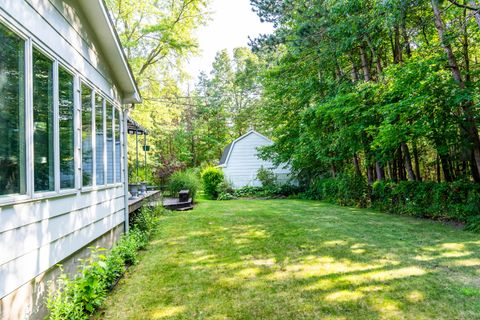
97, 199, 480, 319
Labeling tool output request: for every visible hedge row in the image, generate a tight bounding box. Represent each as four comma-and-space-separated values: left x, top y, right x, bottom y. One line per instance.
304, 174, 480, 226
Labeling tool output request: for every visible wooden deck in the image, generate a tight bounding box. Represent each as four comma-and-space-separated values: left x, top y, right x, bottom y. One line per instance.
128, 190, 162, 213
162, 197, 194, 211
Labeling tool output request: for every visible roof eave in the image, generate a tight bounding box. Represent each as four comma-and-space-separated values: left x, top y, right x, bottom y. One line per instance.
77, 0, 141, 104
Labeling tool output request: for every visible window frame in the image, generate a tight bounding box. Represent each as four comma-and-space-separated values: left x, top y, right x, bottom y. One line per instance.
31, 45, 56, 195
0, 16, 125, 207
0, 19, 30, 205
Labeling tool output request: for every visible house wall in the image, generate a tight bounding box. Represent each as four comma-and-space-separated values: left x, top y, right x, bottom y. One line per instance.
0, 1, 128, 318
223, 133, 292, 188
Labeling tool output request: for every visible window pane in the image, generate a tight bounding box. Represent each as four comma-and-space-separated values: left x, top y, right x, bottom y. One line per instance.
115, 108, 121, 183
106, 102, 114, 184
58, 67, 75, 189
33, 49, 54, 192
0, 24, 25, 196
95, 94, 104, 185
81, 84, 93, 187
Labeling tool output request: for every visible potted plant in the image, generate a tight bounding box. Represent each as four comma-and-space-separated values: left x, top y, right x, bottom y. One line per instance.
128, 176, 140, 199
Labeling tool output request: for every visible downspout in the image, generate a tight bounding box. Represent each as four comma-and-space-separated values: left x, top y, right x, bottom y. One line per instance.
123, 106, 131, 233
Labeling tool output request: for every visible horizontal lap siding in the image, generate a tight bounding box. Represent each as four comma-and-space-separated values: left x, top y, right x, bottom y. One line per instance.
0, 187, 125, 298
223, 133, 292, 188
0, 0, 126, 300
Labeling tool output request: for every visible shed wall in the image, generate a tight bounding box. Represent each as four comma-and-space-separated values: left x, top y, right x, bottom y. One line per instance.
223, 133, 291, 188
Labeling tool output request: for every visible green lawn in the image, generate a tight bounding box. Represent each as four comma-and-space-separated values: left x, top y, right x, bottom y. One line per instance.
97, 199, 480, 319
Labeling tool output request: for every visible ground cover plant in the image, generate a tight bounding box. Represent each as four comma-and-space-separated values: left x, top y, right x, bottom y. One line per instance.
97, 199, 480, 319
46, 207, 162, 320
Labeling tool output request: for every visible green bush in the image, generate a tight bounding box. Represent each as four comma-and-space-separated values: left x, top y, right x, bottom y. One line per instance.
216, 179, 236, 200
46, 207, 161, 319
256, 166, 277, 188
167, 170, 200, 199
305, 176, 479, 227
201, 167, 224, 199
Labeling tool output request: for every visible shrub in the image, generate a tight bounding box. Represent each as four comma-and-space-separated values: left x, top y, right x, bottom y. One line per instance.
201, 167, 224, 199
256, 166, 277, 188
216, 179, 236, 200
167, 169, 200, 199
46, 206, 162, 319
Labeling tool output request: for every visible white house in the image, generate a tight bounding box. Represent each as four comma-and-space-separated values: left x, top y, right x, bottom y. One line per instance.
0, 1, 141, 319
218, 130, 292, 188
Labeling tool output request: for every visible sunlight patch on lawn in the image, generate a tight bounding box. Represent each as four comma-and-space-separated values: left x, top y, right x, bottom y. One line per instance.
151, 306, 185, 319
324, 290, 364, 302
342, 266, 427, 284
444, 258, 480, 267
406, 290, 425, 302
267, 256, 383, 281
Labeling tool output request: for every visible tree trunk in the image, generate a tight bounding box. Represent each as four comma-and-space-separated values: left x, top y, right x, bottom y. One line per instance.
436, 155, 441, 182
462, 7, 471, 83
401, 142, 416, 181
359, 45, 371, 82
367, 166, 374, 185
353, 154, 362, 176
331, 162, 337, 178
413, 141, 422, 181
394, 24, 403, 63
431, 0, 480, 177
439, 153, 453, 182
397, 147, 406, 181
470, 151, 480, 182
375, 162, 385, 181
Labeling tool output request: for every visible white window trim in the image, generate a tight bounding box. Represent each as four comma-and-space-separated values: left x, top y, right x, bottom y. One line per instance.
0, 17, 126, 208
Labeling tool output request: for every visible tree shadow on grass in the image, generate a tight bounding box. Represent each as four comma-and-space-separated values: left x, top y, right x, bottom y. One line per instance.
99, 200, 480, 320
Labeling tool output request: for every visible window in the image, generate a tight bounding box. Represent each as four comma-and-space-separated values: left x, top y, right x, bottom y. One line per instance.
115, 108, 122, 183
106, 102, 114, 184
81, 84, 93, 187
0, 23, 26, 196
32, 49, 54, 192
95, 94, 105, 185
58, 67, 75, 189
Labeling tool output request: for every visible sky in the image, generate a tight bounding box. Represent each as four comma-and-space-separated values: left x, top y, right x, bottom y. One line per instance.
186, 0, 274, 86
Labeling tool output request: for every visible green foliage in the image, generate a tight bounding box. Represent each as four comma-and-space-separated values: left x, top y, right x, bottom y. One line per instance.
305, 174, 368, 207
216, 179, 236, 200
301, 175, 480, 226
233, 184, 302, 199
46, 208, 160, 319
256, 166, 277, 188
201, 167, 224, 199
167, 170, 200, 199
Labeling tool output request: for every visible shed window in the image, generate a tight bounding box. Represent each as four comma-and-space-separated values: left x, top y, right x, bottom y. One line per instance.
95, 94, 105, 185
81, 84, 93, 187
33, 49, 54, 192
115, 108, 122, 183
0, 23, 26, 196
58, 67, 75, 189
106, 102, 114, 184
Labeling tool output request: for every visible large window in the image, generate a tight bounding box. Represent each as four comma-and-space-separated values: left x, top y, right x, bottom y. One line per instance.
106, 102, 114, 184
58, 67, 75, 189
33, 48, 54, 192
81, 84, 93, 187
95, 94, 105, 185
0, 23, 25, 196
115, 108, 122, 183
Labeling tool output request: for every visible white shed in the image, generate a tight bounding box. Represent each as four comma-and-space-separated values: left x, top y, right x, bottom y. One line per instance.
0, 1, 141, 318
218, 130, 292, 188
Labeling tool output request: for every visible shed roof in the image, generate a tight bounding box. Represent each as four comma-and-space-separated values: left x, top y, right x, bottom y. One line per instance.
77, 0, 141, 104
218, 130, 272, 167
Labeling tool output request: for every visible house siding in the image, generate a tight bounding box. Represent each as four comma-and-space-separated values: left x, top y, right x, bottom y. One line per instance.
222, 132, 291, 188
0, 1, 128, 318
